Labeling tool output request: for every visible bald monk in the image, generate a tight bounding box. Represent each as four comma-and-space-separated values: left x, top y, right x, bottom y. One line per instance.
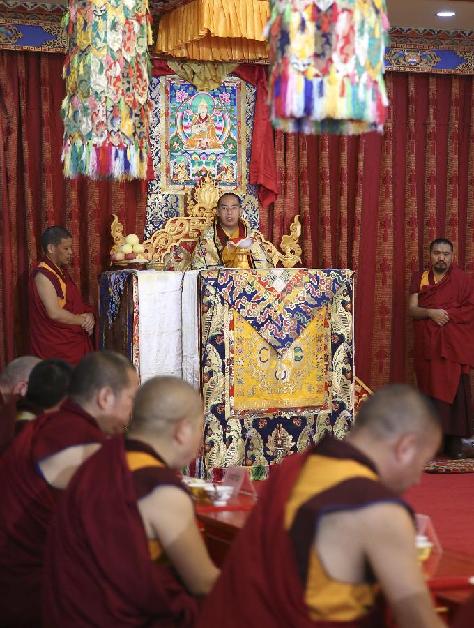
43, 376, 220, 627
0, 350, 138, 627
29, 225, 95, 364
197, 385, 445, 628
0, 355, 40, 453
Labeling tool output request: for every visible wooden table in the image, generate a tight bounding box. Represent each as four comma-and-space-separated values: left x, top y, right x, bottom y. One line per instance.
196, 493, 256, 566
197, 492, 474, 623
424, 550, 474, 617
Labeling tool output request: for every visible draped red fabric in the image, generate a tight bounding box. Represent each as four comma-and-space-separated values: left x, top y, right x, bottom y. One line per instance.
232, 65, 278, 212
280, 73, 474, 390
0, 400, 105, 625
0, 51, 147, 368
150, 59, 279, 217
43, 437, 198, 627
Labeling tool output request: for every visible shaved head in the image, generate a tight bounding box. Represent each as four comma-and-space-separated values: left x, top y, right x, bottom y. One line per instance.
217, 193, 241, 209
0, 356, 41, 394
130, 376, 203, 436
69, 351, 134, 404
352, 384, 440, 440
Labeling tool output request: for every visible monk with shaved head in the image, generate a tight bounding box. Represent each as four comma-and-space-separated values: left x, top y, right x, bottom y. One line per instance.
198, 384, 444, 628
43, 376, 219, 627
0, 350, 138, 626
0, 355, 41, 452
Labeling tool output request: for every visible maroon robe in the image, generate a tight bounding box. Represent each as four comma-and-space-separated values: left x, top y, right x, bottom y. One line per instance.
197, 438, 407, 628
453, 593, 474, 627
0, 399, 105, 627
43, 437, 198, 627
410, 265, 474, 435
0, 390, 19, 454
29, 257, 93, 365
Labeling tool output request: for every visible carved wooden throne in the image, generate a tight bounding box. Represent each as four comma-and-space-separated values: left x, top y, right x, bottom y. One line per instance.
110, 176, 303, 270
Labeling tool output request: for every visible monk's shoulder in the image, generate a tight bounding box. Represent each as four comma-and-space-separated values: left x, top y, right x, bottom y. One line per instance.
31, 407, 103, 462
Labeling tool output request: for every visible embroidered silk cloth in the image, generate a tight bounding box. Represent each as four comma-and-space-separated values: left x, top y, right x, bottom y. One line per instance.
99, 268, 354, 478
198, 268, 354, 477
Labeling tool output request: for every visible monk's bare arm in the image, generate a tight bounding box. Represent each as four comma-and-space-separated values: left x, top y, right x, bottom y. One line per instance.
34, 273, 87, 327
408, 293, 449, 326
362, 504, 445, 628
144, 486, 219, 595
38, 443, 102, 489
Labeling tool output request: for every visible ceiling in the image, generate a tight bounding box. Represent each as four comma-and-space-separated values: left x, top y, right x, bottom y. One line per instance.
1, 0, 474, 29
388, 0, 474, 30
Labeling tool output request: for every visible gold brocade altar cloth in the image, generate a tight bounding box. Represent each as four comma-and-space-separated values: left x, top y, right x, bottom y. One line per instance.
197, 268, 355, 478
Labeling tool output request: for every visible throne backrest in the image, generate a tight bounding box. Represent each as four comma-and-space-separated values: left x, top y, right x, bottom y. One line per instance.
145, 175, 220, 270
110, 175, 302, 270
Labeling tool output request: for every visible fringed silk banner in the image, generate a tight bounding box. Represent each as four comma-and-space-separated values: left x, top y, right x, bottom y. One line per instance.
61, 0, 153, 179
266, 0, 390, 134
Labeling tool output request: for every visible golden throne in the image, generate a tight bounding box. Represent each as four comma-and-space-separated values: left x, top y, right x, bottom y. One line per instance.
110, 176, 302, 270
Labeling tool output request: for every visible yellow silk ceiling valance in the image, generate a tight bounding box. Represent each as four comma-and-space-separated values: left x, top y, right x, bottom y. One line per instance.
156, 0, 269, 62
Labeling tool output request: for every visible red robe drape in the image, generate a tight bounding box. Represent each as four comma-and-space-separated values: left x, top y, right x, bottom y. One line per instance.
43, 437, 198, 627
453, 593, 474, 628
0, 400, 105, 626
197, 439, 389, 628
28, 258, 94, 365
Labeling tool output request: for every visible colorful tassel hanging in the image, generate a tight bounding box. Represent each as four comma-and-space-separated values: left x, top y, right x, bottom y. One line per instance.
61, 0, 153, 179
266, 0, 390, 134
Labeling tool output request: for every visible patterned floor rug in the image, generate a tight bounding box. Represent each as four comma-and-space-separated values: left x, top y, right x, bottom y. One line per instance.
425, 457, 474, 473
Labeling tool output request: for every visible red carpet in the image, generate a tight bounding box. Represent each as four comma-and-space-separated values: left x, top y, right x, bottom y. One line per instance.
404, 472, 474, 555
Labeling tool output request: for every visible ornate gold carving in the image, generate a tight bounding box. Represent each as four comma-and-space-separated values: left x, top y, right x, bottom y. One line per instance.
186, 175, 221, 218
354, 376, 373, 413
110, 214, 126, 257
109, 175, 302, 269
254, 215, 302, 268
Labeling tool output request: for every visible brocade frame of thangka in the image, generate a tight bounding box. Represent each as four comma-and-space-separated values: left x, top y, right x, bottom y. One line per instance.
158, 75, 247, 195
196, 268, 355, 478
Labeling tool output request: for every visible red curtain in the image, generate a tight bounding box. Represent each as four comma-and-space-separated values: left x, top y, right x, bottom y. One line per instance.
0, 51, 147, 368
2, 53, 473, 391
276, 73, 474, 389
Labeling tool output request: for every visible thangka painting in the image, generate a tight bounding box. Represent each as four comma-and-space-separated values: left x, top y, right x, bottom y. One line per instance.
197, 268, 355, 479
159, 76, 246, 194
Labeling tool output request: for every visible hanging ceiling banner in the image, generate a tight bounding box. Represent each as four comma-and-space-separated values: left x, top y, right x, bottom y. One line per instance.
265, 0, 390, 135
61, 0, 153, 180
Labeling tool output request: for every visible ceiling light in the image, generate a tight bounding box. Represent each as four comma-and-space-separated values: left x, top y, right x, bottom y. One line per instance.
437, 11, 456, 17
